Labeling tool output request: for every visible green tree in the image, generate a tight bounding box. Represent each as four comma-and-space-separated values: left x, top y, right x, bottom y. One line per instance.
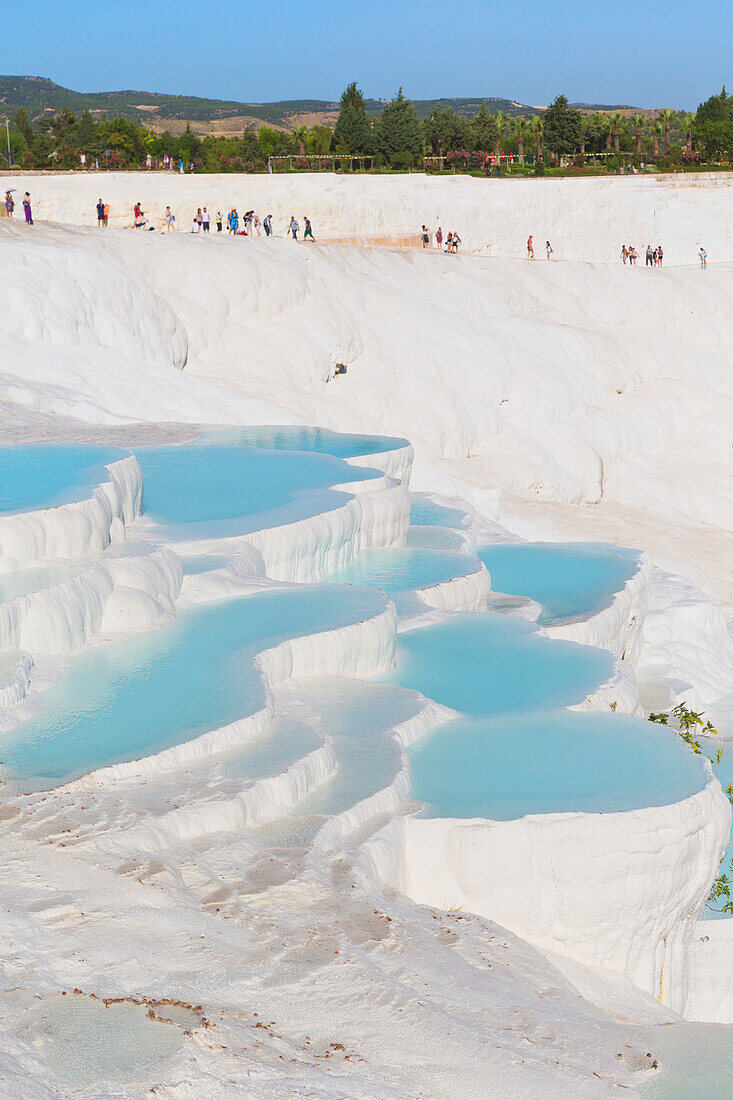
609, 111, 623, 154
377, 88, 422, 162
292, 125, 309, 154
695, 88, 733, 159
658, 108, 673, 154
258, 126, 280, 158
470, 103, 498, 152
424, 104, 470, 154
333, 82, 374, 154
682, 112, 696, 156
631, 112, 645, 157
513, 116, 527, 161
542, 95, 583, 158
308, 125, 333, 154
13, 107, 34, 145
76, 110, 97, 153
531, 115, 543, 159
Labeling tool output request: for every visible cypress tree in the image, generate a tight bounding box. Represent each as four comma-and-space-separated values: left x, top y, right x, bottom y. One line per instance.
377, 88, 422, 161
333, 82, 374, 153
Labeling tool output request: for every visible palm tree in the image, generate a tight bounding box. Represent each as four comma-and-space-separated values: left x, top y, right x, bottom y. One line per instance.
494, 110, 504, 157
659, 108, 672, 155
683, 112, 696, 157
513, 116, 527, 162
631, 112, 645, 157
532, 115, 543, 160
652, 121, 661, 159
293, 125, 309, 155
609, 112, 623, 154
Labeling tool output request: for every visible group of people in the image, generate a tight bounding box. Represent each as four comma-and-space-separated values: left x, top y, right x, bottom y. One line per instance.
526, 236, 554, 259
4, 190, 34, 223
620, 244, 664, 266
420, 225, 461, 252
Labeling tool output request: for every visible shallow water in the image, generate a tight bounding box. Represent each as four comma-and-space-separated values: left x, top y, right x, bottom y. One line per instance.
325, 547, 480, 597
409, 494, 468, 528
0, 584, 386, 784
0, 444, 126, 515
198, 425, 407, 457
135, 443, 379, 540
408, 709, 707, 819
477, 541, 641, 624
639, 1022, 733, 1098
16, 995, 184, 1084
383, 612, 613, 716
406, 525, 468, 552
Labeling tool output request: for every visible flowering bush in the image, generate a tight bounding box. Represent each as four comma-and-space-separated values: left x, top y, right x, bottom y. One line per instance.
21, 150, 36, 168
444, 149, 492, 169
292, 156, 311, 169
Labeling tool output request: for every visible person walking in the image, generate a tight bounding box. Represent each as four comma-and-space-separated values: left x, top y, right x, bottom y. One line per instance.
164, 206, 176, 231
621, 244, 628, 264
421, 224, 430, 248
527, 234, 534, 259
23, 193, 33, 225
216, 211, 223, 233
288, 216, 299, 239
195, 208, 203, 231
263, 214, 273, 237
445, 232, 453, 254
202, 208, 210, 233
178, 158, 185, 174
699, 246, 707, 268
545, 240, 553, 260
303, 216, 315, 242
645, 244, 654, 267
452, 231, 461, 253
435, 226, 443, 250
252, 213, 261, 236
5, 191, 15, 218
103, 202, 110, 226
96, 198, 106, 226
230, 208, 239, 234
656, 245, 663, 267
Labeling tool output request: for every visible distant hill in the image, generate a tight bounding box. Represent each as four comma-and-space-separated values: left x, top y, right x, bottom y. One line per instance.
0, 76, 651, 133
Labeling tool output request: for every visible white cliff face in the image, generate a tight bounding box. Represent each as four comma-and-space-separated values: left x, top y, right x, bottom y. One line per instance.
0, 175, 732, 1096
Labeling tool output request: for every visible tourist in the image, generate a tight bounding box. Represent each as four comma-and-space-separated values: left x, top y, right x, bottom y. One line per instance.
421, 224, 430, 248
5, 190, 14, 217
445, 231, 453, 254
195, 208, 203, 231
545, 240, 553, 260
178, 158, 185, 174
435, 226, 443, 250
133, 202, 145, 228
645, 245, 653, 267
656, 245, 663, 267
304, 216, 315, 242
628, 245, 638, 265
103, 202, 110, 226
164, 206, 176, 231
452, 231, 461, 253
229, 209, 239, 234
23, 193, 33, 225
527, 234, 534, 259
621, 244, 628, 264
263, 214, 273, 237
80, 152, 86, 170
699, 246, 707, 267
252, 213, 261, 236
202, 208, 210, 233
191, 215, 200, 234
146, 153, 152, 170
216, 211, 223, 233
243, 210, 253, 234
288, 216, 299, 239
96, 198, 106, 226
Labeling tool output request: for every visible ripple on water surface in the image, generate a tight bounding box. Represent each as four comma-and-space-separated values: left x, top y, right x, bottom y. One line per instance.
478, 541, 641, 625
325, 547, 480, 597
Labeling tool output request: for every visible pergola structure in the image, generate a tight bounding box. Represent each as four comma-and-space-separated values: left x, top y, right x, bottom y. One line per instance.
267, 154, 375, 172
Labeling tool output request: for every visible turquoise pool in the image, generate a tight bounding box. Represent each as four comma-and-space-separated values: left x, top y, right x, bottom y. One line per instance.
409, 495, 469, 528
408, 709, 707, 819
198, 426, 408, 458
325, 547, 480, 597
0, 445, 127, 515
477, 542, 641, 625
135, 444, 380, 540
383, 612, 613, 716
0, 584, 387, 785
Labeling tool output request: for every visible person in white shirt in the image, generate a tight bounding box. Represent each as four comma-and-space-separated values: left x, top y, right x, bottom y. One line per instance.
202, 208, 210, 233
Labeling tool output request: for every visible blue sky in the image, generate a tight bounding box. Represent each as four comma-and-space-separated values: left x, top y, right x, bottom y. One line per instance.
2, 0, 730, 109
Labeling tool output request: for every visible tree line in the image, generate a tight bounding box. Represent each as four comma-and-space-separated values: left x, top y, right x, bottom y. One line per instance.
4, 84, 732, 173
